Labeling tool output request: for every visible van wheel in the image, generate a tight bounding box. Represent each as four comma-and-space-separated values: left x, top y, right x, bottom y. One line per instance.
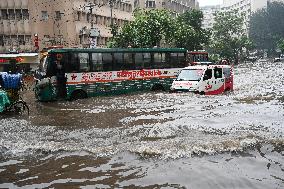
151, 84, 164, 91
71, 90, 87, 101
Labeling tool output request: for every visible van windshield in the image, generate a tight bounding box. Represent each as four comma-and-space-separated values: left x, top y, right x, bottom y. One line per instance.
177, 69, 204, 81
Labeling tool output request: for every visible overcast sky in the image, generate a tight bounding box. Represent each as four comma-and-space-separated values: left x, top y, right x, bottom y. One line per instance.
198, 0, 223, 7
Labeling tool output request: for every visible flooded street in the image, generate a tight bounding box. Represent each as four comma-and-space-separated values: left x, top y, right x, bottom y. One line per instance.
0, 61, 283, 188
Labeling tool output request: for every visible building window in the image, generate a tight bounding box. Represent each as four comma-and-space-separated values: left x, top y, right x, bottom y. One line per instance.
15, 9, 22, 20
22, 9, 29, 20
25, 35, 32, 45
41, 11, 48, 21
18, 35, 25, 45
1, 10, 8, 20
76, 11, 81, 21
146, 0, 156, 8
8, 9, 15, 20
55, 11, 62, 20
87, 13, 91, 22
0, 35, 4, 46
134, 0, 139, 8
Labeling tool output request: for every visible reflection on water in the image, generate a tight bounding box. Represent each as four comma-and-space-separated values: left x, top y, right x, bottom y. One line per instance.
0, 61, 283, 188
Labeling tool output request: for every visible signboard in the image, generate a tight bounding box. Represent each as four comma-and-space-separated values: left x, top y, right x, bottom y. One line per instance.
89, 38, 97, 48
0, 58, 7, 63
89, 28, 100, 37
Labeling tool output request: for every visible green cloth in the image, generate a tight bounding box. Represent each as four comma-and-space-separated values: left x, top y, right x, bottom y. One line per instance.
0, 90, 10, 112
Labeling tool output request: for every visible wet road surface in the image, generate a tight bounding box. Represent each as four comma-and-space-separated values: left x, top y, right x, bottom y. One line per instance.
0, 61, 283, 188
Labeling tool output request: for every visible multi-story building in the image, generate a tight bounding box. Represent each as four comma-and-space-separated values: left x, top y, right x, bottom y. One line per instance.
221, 0, 267, 33
134, 0, 198, 14
220, 0, 284, 34
0, 0, 134, 53
0, 0, 198, 53
201, 5, 220, 30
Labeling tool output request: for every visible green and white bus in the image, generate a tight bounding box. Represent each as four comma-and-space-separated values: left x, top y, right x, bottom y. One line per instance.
35, 48, 188, 101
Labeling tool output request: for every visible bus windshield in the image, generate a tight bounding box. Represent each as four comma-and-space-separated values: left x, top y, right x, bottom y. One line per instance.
177, 69, 204, 81
188, 52, 209, 64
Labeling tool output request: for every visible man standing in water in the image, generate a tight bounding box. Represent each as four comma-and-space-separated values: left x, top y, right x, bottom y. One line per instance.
55, 56, 67, 99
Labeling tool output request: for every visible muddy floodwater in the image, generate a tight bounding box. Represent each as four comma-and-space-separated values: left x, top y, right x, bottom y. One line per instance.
0, 61, 283, 189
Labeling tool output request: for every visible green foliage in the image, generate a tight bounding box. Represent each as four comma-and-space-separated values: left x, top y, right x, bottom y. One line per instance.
108, 9, 209, 50
249, 2, 284, 51
210, 10, 252, 63
109, 9, 173, 48
278, 39, 284, 52
172, 10, 211, 51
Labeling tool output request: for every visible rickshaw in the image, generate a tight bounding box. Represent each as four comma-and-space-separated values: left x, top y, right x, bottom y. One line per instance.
0, 72, 29, 115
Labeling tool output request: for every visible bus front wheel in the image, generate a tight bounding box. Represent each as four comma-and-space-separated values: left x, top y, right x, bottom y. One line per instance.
71, 90, 87, 101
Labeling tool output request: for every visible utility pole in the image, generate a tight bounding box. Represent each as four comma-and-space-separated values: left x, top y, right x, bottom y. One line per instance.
85, 2, 95, 29
109, 0, 114, 27
85, 2, 100, 48
109, 0, 118, 36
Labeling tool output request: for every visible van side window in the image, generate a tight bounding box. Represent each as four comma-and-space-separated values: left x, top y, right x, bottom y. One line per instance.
223, 68, 231, 79
214, 68, 222, 78
204, 69, 212, 80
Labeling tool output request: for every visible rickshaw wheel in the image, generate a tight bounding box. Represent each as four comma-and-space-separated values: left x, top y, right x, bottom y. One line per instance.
8, 100, 30, 116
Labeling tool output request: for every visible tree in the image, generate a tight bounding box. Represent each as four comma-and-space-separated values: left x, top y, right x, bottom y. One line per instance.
277, 39, 284, 52
211, 10, 252, 64
172, 10, 210, 51
109, 9, 173, 48
249, 2, 284, 51
108, 9, 209, 50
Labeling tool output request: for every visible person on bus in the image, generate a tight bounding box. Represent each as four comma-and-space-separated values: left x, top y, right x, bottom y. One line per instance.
56, 60, 67, 99
220, 59, 229, 65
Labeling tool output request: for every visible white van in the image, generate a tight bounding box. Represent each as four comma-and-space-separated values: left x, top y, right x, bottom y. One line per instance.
170, 64, 233, 95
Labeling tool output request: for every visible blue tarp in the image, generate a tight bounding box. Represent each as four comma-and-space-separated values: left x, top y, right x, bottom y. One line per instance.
1, 73, 22, 89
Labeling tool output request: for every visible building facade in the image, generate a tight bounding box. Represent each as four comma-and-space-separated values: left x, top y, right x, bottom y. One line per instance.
201, 5, 220, 30
0, 0, 134, 53
134, 0, 198, 14
220, 0, 284, 34
0, 0, 198, 53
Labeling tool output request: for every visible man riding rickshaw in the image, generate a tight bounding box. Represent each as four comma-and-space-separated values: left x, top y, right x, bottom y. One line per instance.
0, 59, 29, 115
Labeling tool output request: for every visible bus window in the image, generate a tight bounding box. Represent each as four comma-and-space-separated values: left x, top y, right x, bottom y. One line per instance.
170, 53, 186, 68
46, 53, 68, 76
102, 53, 113, 71
124, 53, 135, 70
113, 53, 124, 71
153, 53, 166, 69
143, 53, 151, 69
178, 53, 186, 67
91, 53, 103, 72
78, 53, 90, 72
69, 53, 80, 72
135, 53, 143, 69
